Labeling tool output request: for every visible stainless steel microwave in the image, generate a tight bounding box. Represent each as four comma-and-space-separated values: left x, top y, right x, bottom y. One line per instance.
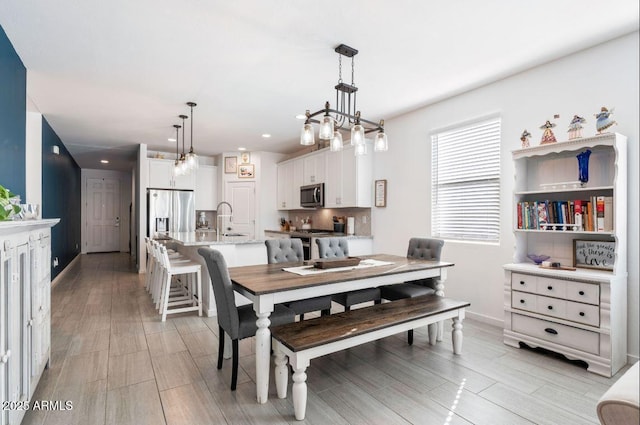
300, 183, 324, 208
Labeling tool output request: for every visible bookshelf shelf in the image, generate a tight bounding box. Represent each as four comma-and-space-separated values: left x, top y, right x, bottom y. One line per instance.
504, 132, 627, 377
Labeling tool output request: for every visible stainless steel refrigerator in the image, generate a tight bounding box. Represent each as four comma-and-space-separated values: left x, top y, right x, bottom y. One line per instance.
147, 189, 195, 239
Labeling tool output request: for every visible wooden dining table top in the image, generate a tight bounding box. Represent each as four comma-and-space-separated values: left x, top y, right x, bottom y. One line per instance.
229, 254, 454, 295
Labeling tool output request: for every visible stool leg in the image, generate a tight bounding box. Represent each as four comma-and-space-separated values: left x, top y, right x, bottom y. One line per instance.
196, 269, 202, 316
161, 272, 172, 322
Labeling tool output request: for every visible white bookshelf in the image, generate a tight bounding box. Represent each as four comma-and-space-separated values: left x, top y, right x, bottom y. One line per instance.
503, 133, 627, 377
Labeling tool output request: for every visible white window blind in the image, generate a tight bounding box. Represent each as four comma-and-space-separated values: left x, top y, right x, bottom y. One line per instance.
431, 117, 501, 242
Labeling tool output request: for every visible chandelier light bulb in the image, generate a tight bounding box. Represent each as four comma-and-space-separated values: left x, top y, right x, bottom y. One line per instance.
186, 151, 198, 170
374, 132, 388, 152
330, 131, 343, 151
300, 123, 315, 146
354, 141, 367, 156
319, 116, 334, 140
350, 123, 365, 146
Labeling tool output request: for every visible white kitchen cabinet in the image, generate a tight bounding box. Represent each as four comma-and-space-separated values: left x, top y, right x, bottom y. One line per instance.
302, 151, 326, 185
503, 133, 627, 377
325, 144, 373, 208
1, 220, 57, 425
276, 158, 303, 210
195, 165, 218, 210
148, 158, 196, 190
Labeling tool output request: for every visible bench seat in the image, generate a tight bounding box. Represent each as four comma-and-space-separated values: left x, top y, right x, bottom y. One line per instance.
271, 294, 470, 420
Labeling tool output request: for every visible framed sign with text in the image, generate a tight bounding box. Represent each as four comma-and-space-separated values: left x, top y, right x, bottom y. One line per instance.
573, 239, 615, 271
375, 179, 387, 207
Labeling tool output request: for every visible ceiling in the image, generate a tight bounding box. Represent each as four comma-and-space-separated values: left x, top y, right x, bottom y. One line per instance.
1, 1, 638, 171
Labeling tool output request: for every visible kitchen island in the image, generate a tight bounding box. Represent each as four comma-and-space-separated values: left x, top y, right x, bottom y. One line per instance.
164, 230, 374, 316
165, 231, 266, 316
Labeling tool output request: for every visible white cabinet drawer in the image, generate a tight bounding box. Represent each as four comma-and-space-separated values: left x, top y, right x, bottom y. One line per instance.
566, 302, 600, 327
511, 314, 599, 355
512, 273, 536, 293
512, 291, 537, 313
565, 281, 599, 305
537, 276, 567, 298
535, 296, 566, 319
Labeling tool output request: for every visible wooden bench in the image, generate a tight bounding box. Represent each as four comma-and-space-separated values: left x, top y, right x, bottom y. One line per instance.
270, 294, 470, 420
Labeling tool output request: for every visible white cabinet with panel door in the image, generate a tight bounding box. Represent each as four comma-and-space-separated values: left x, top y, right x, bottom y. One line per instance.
0, 220, 58, 425
195, 165, 218, 210
276, 158, 303, 210
325, 143, 373, 208
148, 158, 196, 190
302, 151, 326, 185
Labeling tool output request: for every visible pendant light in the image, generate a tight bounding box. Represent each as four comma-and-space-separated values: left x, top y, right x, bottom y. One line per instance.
178, 114, 189, 175
185, 101, 198, 171
173, 124, 182, 176
330, 131, 343, 152
300, 44, 388, 154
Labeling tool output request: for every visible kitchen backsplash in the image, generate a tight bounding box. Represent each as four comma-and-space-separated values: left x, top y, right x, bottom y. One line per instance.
284, 208, 371, 235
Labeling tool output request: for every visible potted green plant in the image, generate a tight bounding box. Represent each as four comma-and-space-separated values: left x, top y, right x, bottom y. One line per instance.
0, 184, 21, 220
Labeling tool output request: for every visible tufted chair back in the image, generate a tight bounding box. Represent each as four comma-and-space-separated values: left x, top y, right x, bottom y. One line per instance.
407, 238, 444, 261
316, 237, 350, 259
265, 238, 305, 264
198, 247, 241, 339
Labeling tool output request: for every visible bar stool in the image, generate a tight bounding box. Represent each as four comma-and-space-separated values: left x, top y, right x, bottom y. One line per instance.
157, 244, 203, 321
150, 240, 190, 310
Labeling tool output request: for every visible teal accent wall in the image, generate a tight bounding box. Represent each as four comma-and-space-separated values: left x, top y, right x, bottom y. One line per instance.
0, 25, 26, 199
41, 118, 81, 279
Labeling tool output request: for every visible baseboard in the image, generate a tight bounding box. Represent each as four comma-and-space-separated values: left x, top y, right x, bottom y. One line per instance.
51, 253, 81, 288
465, 310, 503, 328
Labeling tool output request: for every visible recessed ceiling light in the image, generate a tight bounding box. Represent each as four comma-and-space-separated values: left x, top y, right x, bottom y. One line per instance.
262, 134, 271, 138
100, 160, 109, 164
168, 138, 176, 142
238, 147, 247, 151
295, 114, 306, 120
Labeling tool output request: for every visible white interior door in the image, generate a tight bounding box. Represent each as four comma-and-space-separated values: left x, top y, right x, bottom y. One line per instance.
226, 181, 255, 239
86, 178, 120, 253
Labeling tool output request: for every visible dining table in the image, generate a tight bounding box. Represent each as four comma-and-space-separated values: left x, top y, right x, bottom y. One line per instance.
228, 253, 455, 403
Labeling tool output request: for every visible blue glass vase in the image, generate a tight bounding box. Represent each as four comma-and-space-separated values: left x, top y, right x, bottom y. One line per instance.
577, 149, 591, 184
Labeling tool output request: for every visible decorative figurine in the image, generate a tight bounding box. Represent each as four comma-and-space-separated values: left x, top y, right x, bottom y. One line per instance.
539, 120, 557, 144
595, 106, 617, 134
520, 129, 532, 148
567, 115, 586, 140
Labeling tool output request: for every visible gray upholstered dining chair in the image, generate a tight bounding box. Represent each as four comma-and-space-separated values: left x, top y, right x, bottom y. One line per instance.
198, 247, 295, 391
380, 237, 444, 344
265, 239, 332, 320
316, 237, 381, 311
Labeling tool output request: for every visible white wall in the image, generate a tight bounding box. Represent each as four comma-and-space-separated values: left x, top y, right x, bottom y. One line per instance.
25, 110, 42, 207
371, 32, 639, 359
81, 169, 133, 253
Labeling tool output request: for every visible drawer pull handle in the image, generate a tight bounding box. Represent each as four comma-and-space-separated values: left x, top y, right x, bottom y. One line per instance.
520, 281, 525, 285
547, 286, 553, 290
545, 328, 558, 335
579, 291, 585, 296
579, 312, 585, 317
520, 299, 525, 304
547, 305, 553, 310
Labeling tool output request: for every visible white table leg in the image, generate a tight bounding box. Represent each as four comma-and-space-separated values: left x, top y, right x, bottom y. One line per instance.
452, 316, 463, 354
435, 273, 446, 341
223, 333, 232, 359
428, 323, 438, 345
273, 342, 288, 399
255, 311, 271, 404
292, 366, 308, 421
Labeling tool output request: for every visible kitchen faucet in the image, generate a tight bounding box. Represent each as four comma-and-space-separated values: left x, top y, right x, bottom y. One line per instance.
216, 201, 233, 240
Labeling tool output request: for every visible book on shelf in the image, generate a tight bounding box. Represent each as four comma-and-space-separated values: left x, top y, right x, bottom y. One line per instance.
516, 196, 613, 232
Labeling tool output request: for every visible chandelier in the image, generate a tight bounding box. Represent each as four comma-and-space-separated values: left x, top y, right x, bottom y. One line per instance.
300, 44, 388, 155
173, 101, 198, 176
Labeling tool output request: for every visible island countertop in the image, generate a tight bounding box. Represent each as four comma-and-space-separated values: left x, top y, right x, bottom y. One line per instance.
165, 231, 264, 246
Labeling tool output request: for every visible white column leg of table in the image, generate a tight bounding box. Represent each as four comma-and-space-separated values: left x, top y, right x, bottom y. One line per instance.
452, 310, 465, 354
254, 297, 274, 404
435, 269, 447, 341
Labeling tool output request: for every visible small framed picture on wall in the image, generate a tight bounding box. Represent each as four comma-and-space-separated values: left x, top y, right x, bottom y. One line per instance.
224, 156, 237, 174
238, 164, 255, 178
240, 152, 251, 164
375, 179, 387, 207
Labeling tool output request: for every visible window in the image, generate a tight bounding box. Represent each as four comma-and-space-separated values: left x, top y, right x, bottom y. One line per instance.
431, 117, 501, 242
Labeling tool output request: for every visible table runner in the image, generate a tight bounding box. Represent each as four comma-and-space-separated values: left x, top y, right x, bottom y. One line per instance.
282, 258, 394, 276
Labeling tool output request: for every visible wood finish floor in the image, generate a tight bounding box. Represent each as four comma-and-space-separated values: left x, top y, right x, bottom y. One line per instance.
22, 253, 629, 425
